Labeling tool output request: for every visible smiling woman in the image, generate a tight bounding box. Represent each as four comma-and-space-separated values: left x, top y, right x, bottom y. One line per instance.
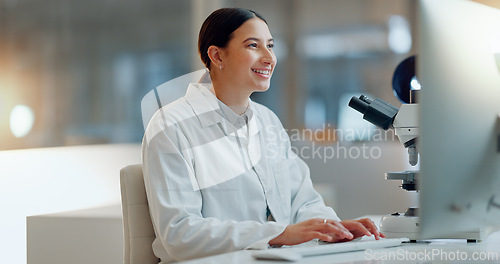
207, 17, 276, 114
201, 8, 277, 115
142, 7, 383, 264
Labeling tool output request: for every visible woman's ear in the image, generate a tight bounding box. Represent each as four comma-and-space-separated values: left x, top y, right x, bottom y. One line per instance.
207, 45, 224, 69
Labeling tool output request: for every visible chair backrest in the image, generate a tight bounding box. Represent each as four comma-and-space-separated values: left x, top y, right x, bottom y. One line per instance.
140, 69, 210, 131
120, 164, 159, 264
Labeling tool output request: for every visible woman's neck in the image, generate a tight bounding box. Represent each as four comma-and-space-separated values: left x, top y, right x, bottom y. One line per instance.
211, 80, 250, 115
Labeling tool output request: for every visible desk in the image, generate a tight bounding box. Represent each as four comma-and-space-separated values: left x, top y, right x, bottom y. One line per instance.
178, 234, 500, 264
27, 205, 123, 264
177, 216, 500, 264
1, 144, 140, 264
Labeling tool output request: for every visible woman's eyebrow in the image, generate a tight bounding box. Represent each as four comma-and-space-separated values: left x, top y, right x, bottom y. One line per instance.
243, 37, 274, 43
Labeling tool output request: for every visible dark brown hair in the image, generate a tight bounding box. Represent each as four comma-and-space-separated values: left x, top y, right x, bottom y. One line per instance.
198, 8, 267, 69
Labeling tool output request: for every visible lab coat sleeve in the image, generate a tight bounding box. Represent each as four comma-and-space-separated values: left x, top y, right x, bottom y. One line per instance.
142, 123, 286, 262
268, 113, 340, 224
288, 153, 341, 223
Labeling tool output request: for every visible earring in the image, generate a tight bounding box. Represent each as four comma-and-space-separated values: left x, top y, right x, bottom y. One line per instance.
219, 64, 222, 70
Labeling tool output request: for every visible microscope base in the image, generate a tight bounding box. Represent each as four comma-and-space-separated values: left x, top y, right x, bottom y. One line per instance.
379, 214, 419, 240
379, 214, 482, 241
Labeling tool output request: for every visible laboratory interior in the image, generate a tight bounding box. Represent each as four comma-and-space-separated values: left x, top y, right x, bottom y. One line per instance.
1, 0, 500, 263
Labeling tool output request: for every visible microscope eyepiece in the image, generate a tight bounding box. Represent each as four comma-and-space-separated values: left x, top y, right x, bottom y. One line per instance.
348, 96, 370, 113
359, 95, 372, 103
348, 95, 399, 130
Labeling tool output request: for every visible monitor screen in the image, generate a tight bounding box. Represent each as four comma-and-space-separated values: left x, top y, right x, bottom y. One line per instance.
418, 0, 500, 239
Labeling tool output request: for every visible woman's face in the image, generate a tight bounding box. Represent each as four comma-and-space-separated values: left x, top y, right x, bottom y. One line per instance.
220, 17, 277, 94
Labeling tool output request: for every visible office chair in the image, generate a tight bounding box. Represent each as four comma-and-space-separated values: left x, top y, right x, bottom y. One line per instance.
140, 69, 210, 130
120, 164, 159, 264
121, 70, 209, 263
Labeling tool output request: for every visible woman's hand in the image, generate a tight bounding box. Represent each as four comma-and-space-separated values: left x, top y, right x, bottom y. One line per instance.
338, 218, 385, 242
268, 218, 353, 246
268, 218, 385, 246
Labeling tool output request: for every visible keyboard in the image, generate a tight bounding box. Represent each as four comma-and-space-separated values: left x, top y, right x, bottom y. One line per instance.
252, 238, 409, 261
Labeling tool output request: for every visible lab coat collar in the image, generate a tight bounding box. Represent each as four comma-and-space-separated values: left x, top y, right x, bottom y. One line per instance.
247, 108, 260, 137
185, 83, 224, 128
184, 82, 261, 137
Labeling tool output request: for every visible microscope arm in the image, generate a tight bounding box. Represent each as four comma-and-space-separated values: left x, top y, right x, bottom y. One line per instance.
392, 104, 419, 166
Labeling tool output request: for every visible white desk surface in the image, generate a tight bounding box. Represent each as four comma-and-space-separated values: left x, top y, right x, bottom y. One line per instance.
178, 216, 500, 264
179, 238, 500, 264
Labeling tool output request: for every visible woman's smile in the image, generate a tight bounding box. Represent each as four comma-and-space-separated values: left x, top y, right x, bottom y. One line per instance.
251, 68, 272, 78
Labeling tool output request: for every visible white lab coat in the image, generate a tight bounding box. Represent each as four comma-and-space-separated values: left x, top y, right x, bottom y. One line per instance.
142, 83, 339, 263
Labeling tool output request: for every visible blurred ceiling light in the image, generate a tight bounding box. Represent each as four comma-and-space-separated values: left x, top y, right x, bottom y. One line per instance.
10, 105, 34, 138
301, 28, 387, 59
410, 76, 421, 90
387, 15, 412, 54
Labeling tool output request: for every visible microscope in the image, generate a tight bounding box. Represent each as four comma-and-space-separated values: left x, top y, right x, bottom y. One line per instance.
349, 56, 480, 241
349, 93, 420, 240
348, 56, 420, 240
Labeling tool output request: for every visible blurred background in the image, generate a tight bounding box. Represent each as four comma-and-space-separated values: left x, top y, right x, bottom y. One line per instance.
0, 0, 414, 150
1, 1, 418, 263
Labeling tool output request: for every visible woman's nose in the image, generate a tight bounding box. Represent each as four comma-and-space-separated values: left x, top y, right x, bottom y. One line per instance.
261, 50, 276, 65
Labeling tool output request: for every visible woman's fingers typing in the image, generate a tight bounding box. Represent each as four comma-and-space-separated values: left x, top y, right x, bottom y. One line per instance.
269, 218, 354, 246
322, 219, 353, 241
269, 217, 385, 246
356, 218, 385, 239
340, 218, 385, 240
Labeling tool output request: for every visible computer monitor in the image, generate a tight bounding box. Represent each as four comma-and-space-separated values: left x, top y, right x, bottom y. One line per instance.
418, 0, 500, 239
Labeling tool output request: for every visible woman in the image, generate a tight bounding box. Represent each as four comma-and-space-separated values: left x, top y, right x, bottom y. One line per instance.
142, 8, 384, 263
